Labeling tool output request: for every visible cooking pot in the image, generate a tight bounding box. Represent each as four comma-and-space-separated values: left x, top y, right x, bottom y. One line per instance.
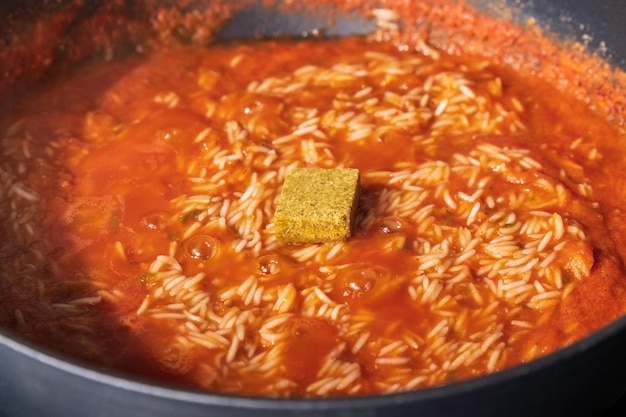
1, 1, 626, 416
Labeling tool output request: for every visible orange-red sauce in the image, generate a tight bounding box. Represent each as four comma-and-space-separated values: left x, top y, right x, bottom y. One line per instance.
1, 35, 626, 396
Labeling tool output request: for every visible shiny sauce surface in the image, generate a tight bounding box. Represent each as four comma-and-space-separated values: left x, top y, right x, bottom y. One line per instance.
1, 36, 626, 396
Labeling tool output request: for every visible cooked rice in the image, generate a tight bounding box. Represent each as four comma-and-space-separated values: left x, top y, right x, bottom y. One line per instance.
0, 35, 609, 396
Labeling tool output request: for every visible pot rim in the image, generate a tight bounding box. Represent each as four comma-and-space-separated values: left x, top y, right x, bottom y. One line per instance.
2, 311, 626, 411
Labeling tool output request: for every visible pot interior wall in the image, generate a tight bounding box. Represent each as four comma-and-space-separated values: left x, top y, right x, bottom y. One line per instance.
470, 0, 626, 68
1, 0, 626, 100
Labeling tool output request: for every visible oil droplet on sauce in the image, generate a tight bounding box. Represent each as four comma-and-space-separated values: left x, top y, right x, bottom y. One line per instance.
183, 235, 218, 260
258, 255, 282, 275
141, 211, 170, 232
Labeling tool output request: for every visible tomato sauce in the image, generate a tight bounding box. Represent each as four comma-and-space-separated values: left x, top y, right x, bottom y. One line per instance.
1, 33, 626, 396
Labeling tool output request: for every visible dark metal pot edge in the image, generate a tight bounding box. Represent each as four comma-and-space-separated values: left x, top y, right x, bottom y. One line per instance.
2, 311, 626, 412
